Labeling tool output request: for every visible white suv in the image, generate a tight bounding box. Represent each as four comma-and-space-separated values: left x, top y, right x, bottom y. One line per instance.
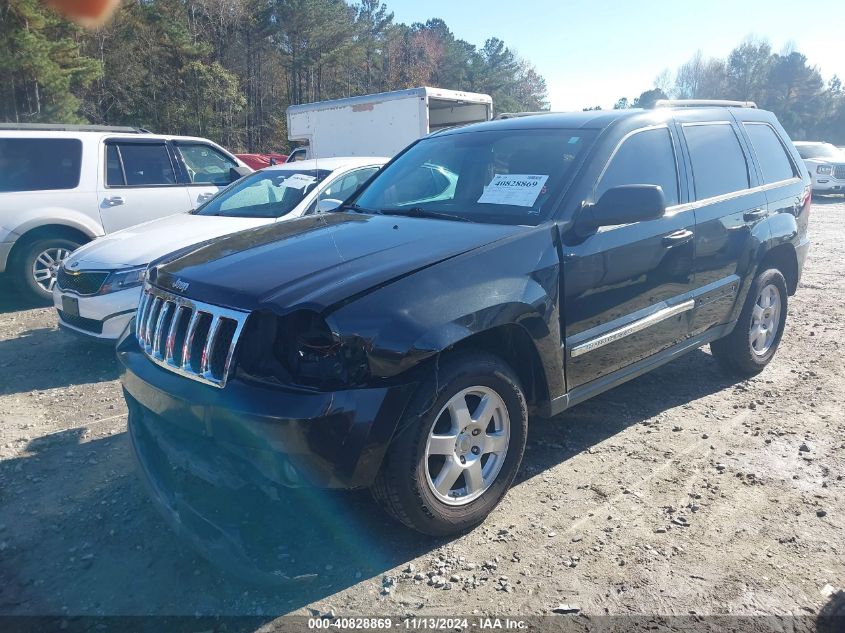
0, 124, 251, 301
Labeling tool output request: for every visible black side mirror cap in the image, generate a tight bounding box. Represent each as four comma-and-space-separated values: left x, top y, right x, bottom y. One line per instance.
229, 165, 252, 182
579, 184, 666, 232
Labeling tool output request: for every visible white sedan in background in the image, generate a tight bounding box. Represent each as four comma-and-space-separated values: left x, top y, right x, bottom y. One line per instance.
53, 157, 387, 342
794, 141, 845, 195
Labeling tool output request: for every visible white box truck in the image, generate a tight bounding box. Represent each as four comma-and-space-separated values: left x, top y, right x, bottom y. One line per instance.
286, 87, 493, 160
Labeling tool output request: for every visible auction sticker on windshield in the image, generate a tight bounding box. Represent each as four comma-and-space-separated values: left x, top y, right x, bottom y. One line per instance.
477, 174, 549, 207
282, 173, 317, 189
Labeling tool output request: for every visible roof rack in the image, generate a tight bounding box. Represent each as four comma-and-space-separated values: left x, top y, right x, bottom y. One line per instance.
0, 123, 152, 133
654, 99, 757, 109
494, 111, 557, 120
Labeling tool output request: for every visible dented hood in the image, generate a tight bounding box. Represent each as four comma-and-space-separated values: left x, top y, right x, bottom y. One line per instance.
150, 212, 526, 312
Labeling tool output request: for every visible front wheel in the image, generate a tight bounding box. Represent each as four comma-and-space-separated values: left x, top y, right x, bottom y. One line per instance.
711, 268, 788, 376
371, 351, 528, 536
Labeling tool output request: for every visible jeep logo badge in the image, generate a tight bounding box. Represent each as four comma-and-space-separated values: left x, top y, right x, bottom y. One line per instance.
171, 279, 190, 292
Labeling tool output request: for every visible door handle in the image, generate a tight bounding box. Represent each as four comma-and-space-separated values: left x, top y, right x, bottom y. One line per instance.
743, 208, 767, 221
662, 228, 694, 246
197, 193, 215, 203
103, 196, 124, 207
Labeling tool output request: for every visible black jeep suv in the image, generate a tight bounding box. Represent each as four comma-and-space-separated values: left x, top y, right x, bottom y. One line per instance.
117, 104, 810, 553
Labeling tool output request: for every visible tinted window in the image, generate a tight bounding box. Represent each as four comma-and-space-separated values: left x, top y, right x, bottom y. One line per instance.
354, 129, 595, 225
195, 169, 330, 218
177, 143, 237, 185
743, 124, 796, 184
106, 144, 124, 186
112, 143, 176, 186
597, 128, 679, 206
0, 138, 82, 192
683, 124, 749, 199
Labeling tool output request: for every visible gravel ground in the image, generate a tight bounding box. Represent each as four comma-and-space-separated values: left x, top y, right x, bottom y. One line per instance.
0, 198, 843, 623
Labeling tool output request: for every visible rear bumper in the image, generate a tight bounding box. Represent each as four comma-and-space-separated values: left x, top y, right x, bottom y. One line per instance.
0, 239, 13, 274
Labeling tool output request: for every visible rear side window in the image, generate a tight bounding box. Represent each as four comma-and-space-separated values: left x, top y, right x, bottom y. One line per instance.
107, 142, 176, 186
0, 138, 82, 192
682, 124, 750, 200
743, 123, 796, 184
597, 127, 679, 206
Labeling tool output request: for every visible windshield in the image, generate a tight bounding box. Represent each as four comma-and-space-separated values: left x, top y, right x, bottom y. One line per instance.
351, 128, 595, 225
194, 169, 330, 218
796, 143, 845, 161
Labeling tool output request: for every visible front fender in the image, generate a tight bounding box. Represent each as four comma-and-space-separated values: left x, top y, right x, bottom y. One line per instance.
329, 224, 565, 401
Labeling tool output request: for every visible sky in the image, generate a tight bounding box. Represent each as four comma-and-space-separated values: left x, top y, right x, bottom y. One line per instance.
385, 0, 845, 111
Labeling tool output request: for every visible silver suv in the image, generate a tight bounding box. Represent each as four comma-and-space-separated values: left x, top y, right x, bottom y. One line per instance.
0, 124, 250, 301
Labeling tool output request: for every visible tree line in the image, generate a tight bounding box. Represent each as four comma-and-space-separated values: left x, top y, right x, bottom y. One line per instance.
0, 0, 549, 152
605, 39, 845, 144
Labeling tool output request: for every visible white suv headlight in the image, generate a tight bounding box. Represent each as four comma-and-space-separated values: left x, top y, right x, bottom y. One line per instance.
817, 164, 833, 175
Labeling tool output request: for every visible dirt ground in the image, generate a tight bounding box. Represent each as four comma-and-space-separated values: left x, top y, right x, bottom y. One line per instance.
0, 199, 843, 624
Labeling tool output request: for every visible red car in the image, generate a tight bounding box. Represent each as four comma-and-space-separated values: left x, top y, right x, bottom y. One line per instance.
235, 152, 288, 170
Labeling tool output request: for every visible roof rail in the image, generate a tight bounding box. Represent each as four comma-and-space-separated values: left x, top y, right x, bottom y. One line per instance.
0, 123, 152, 133
654, 99, 757, 109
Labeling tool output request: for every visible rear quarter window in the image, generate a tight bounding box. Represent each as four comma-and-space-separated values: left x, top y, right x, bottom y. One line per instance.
0, 138, 82, 192
682, 123, 750, 200
743, 123, 797, 184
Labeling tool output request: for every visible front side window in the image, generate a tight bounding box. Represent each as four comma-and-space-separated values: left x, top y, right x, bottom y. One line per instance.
177, 143, 237, 185
0, 138, 82, 192
353, 128, 595, 225
110, 142, 177, 186
743, 123, 796, 184
195, 169, 330, 218
596, 127, 679, 206
319, 167, 380, 203
682, 123, 750, 200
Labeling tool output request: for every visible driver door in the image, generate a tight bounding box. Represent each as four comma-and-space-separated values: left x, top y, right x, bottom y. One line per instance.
562, 124, 697, 389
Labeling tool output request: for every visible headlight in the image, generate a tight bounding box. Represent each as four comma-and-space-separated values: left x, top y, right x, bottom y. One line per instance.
98, 266, 146, 295
817, 164, 833, 175
238, 310, 369, 388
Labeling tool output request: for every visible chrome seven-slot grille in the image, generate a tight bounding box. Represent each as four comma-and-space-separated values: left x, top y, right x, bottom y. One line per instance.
834, 165, 845, 180
135, 284, 248, 388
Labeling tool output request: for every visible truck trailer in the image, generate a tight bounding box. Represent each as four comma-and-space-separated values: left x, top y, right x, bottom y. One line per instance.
286, 87, 493, 160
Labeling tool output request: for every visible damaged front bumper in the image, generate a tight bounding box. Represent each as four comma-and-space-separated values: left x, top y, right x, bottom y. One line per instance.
117, 331, 417, 581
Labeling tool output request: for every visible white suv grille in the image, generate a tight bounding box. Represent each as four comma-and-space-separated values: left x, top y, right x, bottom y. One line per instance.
135, 284, 248, 388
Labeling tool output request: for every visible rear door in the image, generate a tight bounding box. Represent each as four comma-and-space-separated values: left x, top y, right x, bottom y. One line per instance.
563, 124, 697, 388
98, 139, 191, 233
172, 141, 240, 209
739, 119, 805, 236
674, 116, 769, 334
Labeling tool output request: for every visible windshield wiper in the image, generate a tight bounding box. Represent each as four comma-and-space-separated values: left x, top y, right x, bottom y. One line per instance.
377, 207, 473, 223
340, 202, 381, 214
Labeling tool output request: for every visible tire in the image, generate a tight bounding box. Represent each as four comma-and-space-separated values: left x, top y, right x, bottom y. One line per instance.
710, 268, 788, 376
371, 351, 528, 536
11, 237, 80, 303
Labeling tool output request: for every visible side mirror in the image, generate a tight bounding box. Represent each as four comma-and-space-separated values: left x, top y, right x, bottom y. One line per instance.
229, 165, 252, 182
581, 185, 666, 231
317, 198, 343, 213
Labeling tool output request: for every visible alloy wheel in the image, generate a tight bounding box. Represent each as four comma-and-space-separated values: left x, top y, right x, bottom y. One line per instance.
31, 247, 71, 293
749, 283, 781, 356
424, 386, 511, 506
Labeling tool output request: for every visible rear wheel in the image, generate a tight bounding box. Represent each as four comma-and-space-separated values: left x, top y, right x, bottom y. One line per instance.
371, 351, 528, 536
711, 268, 788, 376
12, 237, 80, 303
